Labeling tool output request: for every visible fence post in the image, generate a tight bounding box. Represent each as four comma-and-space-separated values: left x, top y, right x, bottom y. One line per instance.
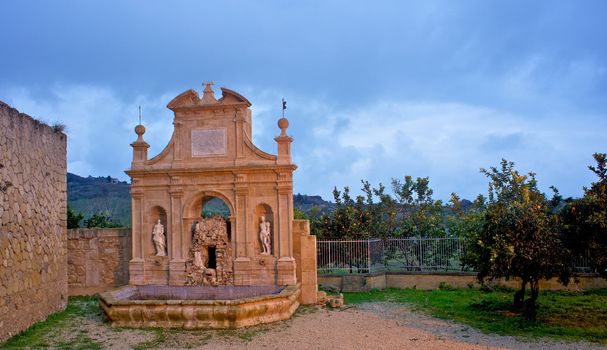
367, 239, 371, 273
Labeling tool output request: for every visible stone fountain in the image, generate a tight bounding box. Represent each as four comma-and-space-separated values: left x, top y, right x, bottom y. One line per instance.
99, 83, 317, 329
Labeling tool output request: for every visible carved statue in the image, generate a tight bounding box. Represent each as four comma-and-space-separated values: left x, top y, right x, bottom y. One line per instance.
259, 216, 271, 255
152, 219, 166, 256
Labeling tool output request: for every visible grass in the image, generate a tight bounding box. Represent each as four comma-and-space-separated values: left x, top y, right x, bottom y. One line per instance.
344, 287, 607, 344
6, 288, 604, 347
2, 295, 284, 349
1, 296, 103, 349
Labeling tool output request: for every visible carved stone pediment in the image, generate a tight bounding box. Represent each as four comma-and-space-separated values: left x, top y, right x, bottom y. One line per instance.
167, 89, 201, 109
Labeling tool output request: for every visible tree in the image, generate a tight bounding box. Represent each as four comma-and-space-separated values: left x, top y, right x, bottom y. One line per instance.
467, 159, 570, 320
561, 153, 607, 278
391, 176, 445, 237
448, 193, 486, 270
67, 205, 84, 229
84, 211, 124, 228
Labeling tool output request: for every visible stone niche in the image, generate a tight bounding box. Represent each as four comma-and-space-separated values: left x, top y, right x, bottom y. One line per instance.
126, 83, 308, 291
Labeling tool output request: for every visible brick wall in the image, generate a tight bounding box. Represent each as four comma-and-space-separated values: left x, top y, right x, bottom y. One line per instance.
0, 101, 67, 342
67, 228, 131, 295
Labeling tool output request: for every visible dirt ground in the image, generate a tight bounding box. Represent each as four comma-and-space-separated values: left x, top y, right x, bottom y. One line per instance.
24, 301, 605, 350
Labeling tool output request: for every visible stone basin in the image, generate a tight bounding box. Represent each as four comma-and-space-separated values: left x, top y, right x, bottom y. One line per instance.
99, 284, 301, 329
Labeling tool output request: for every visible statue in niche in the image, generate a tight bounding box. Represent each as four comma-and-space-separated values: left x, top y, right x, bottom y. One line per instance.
259, 216, 271, 255
152, 218, 166, 256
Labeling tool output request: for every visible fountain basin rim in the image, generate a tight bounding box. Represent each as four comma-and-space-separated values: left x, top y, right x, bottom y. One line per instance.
99, 284, 300, 307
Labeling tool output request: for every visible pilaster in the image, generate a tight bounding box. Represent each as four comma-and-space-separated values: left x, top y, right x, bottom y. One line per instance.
169, 185, 185, 285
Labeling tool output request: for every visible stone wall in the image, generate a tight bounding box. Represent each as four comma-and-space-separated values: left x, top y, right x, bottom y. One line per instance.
67, 228, 131, 295
0, 101, 67, 342
318, 272, 607, 292
292, 219, 317, 304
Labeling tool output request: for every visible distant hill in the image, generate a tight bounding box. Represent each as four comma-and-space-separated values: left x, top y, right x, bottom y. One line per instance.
293, 193, 334, 214
67, 173, 333, 227
67, 173, 131, 226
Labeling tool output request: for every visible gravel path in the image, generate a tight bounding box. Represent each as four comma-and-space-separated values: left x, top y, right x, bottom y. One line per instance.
44, 301, 606, 349
184, 303, 604, 350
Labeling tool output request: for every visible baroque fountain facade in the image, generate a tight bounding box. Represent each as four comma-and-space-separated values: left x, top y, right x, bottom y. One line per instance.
99, 83, 317, 329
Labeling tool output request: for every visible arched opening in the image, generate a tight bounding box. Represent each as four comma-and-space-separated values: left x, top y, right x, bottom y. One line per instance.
255, 203, 274, 255
201, 197, 231, 218
201, 196, 231, 242
148, 206, 167, 257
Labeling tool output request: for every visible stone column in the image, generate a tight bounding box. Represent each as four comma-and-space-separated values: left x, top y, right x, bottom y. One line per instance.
276, 177, 296, 286
233, 179, 251, 285
168, 188, 185, 285
129, 189, 144, 285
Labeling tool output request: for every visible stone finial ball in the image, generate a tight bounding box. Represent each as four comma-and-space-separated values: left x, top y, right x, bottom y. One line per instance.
135, 124, 146, 135
278, 117, 289, 130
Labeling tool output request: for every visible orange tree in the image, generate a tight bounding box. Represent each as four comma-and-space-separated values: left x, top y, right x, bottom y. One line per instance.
466, 159, 570, 320
561, 153, 607, 278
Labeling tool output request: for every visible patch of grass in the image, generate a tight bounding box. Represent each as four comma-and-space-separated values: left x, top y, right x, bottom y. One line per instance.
1, 296, 100, 349
344, 287, 607, 344
132, 328, 167, 350
55, 333, 102, 350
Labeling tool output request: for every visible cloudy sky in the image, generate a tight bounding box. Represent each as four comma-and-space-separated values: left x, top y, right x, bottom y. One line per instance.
1, 1, 605, 201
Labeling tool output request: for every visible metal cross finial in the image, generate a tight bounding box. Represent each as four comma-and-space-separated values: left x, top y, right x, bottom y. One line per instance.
138, 106, 142, 125
282, 98, 287, 118
203, 81, 215, 88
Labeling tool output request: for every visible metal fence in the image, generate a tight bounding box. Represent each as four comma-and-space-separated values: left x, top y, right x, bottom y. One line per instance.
317, 237, 594, 275
317, 239, 385, 274
384, 237, 468, 272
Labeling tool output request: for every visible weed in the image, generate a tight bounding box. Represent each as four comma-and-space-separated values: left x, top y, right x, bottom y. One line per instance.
51, 122, 66, 133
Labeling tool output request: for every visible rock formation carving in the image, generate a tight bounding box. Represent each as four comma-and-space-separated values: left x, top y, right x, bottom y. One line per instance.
185, 216, 233, 286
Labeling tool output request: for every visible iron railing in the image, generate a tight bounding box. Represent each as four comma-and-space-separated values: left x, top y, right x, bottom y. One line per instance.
317, 237, 594, 275
317, 239, 385, 274
384, 237, 467, 272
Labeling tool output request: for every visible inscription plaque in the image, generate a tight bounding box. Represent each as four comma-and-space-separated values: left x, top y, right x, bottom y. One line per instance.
191, 128, 226, 156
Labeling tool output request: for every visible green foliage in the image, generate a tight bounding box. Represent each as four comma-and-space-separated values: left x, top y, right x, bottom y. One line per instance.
201, 197, 231, 218
561, 153, 607, 278
391, 176, 445, 237
67, 172, 132, 226
344, 288, 607, 344
311, 186, 370, 239
67, 204, 84, 229
311, 177, 446, 239
449, 194, 486, 270
464, 159, 571, 320
84, 211, 124, 228
294, 207, 309, 220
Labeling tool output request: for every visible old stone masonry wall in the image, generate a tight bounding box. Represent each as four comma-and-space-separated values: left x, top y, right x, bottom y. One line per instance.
68, 228, 131, 296
0, 101, 68, 342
